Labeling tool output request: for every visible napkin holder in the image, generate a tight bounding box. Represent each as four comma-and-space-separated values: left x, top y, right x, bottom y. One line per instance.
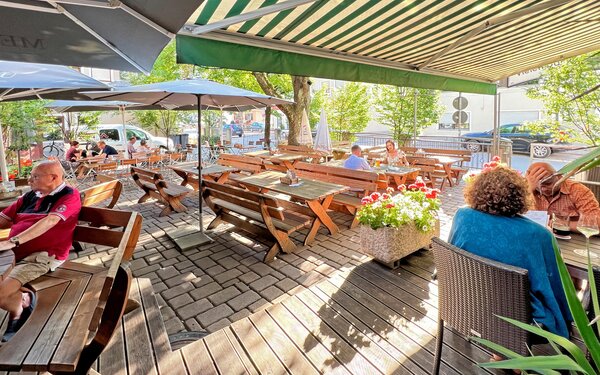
280, 170, 299, 185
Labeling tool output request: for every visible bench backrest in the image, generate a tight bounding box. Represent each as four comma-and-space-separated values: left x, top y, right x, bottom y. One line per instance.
131, 167, 163, 185
278, 144, 324, 160
407, 156, 439, 174
402, 147, 471, 162
217, 153, 263, 174
294, 162, 378, 193
80, 177, 122, 208
203, 180, 284, 220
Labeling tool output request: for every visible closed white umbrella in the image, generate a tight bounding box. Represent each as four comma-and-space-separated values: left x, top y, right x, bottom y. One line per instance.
313, 108, 332, 153
298, 109, 313, 147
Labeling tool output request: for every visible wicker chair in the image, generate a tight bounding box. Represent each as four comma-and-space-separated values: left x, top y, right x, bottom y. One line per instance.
431, 237, 532, 374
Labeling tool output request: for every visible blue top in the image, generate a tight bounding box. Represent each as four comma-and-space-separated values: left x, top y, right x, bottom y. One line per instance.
449, 207, 571, 338
343, 154, 371, 171
101, 145, 118, 156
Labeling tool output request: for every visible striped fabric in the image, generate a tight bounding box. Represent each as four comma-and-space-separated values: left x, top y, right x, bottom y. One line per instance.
185, 0, 600, 83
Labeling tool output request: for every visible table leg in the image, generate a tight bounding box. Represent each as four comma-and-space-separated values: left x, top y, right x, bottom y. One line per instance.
392, 175, 407, 186
305, 195, 338, 245
216, 172, 230, 184
443, 163, 454, 187
173, 169, 188, 187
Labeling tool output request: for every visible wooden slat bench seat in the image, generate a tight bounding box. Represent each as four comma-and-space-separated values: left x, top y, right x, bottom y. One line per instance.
0, 207, 143, 374
80, 175, 122, 209
202, 180, 313, 262
131, 167, 191, 216
294, 162, 379, 228
277, 144, 325, 163
406, 157, 449, 190
216, 153, 264, 179
402, 147, 472, 183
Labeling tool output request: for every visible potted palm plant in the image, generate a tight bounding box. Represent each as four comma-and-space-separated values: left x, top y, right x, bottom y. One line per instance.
357, 177, 441, 267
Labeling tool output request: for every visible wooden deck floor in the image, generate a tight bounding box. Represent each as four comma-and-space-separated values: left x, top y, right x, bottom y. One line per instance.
177, 251, 501, 375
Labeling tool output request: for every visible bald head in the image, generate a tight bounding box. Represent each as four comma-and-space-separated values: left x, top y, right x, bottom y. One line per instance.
527, 162, 555, 175
29, 161, 64, 195
35, 161, 64, 179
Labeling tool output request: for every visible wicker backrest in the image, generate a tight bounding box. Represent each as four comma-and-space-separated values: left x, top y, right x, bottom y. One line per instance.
431, 237, 532, 356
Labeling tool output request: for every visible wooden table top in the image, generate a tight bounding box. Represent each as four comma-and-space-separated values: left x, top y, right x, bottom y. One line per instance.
169, 163, 238, 176
428, 155, 463, 165
244, 150, 306, 162
324, 160, 420, 176
0, 250, 15, 281
234, 171, 349, 201
556, 233, 600, 271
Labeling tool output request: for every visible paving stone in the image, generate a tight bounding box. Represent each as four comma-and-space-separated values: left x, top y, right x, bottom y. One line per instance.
168, 293, 194, 309
191, 274, 214, 288
260, 286, 285, 301
194, 257, 217, 270
275, 278, 299, 292
278, 264, 304, 280
188, 249, 213, 261
178, 299, 213, 320
235, 282, 250, 293
227, 290, 261, 311
161, 282, 195, 300
206, 318, 232, 333
184, 318, 203, 332
160, 258, 179, 268
208, 286, 241, 306
134, 263, 161, 277
190, 281, 222, 300
229, 309, 251, 323
152, 282, 168, 294
164, 272, 197, 288
214, 268, 242, 284
249, 275, 278, 292
129, 258, 148, 271
248, 298, 270, 313
156, 266, 179, 280
210, 248, 234, 261
164, 317, 185, 334
205, 264, 226, 276
239, 271, 260, 285
217, 256, 239, 269
198, 305, 234, 327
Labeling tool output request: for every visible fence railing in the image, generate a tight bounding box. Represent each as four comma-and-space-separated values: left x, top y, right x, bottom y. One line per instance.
332, 131, 512, 169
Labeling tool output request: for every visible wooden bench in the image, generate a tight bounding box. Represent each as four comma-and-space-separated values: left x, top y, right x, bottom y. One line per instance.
278, 144, 325, 163
402, 147, 472, 182
202, 180, 313, 262
0, 206, 143, 374
217, 153, 263, 176
406, 156, 449, 190
131, 167, 191, 216
294, 162, 379, 228
80, 175, 122, 209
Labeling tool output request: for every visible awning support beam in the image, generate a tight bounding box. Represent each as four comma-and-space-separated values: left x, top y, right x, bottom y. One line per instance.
182, 0, 318, 35
418, 0, 573, 69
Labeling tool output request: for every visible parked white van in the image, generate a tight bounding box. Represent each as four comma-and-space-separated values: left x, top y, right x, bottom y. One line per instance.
95, 124, 173, 151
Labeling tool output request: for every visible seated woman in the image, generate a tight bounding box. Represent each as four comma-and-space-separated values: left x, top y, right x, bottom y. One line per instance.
137, 139, 151, 152
449, 165, 571, 338
65, 141, 81, 162
385, 140, 409, 166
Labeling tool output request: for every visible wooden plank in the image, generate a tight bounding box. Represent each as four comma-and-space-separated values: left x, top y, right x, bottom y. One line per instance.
229, 318, 287, 374
99, 319, 127, 375
204, 329, 251, 375
266, 303, 351, 375
295, 289, 406, 374
50, 269, 107, 372
222, 328, 259, 375
280, 296, 382, 375
180, 338, 218, 375
248, 309, 320, 375
137, 278, 187, 375
23, 275, 91, 371
122, 278, 158, 375
0, 283, 68, 371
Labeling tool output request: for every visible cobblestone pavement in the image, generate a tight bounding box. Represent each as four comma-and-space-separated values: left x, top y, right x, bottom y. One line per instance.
72, 172, 467, 336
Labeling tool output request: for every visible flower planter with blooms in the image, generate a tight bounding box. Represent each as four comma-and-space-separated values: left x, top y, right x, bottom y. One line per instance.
357, 177, 441, 266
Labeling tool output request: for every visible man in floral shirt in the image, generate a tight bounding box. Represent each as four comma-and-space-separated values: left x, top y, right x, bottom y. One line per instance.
0, 161, 81, 341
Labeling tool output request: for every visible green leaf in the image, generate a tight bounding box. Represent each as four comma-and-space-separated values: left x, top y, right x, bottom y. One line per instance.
552, 239, 600, 370
557, 147, 600, 175
479, 355, 583, 372
588, 253, 600, 334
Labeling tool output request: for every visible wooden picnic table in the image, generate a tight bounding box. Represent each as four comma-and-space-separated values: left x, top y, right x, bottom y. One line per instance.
243, 150, 306, 170
169, 162, 238, 190
233, 171, 349, 244
556, 233, 600, 276
0, 250, 14, 281
325, 159, 420, 186
426, 155, 462, 187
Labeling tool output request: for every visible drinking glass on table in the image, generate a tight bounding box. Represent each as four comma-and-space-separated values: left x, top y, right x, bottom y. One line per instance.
574, 213, 599, 259
551, 213, 571, 239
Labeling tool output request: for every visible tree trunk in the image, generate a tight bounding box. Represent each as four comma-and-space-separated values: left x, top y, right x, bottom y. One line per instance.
264, 106, 271, 148
252, 73, 309, 146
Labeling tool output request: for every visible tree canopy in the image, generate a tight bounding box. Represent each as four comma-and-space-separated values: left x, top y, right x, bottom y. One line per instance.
323, 82, 370, 139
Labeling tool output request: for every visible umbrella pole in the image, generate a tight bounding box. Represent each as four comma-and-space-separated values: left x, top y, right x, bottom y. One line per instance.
0, 121, 9, 188
120, 105, 129, 155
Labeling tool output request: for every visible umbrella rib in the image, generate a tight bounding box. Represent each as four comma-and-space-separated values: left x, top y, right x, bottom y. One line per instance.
118, 2, 174, 37
0, 88, 13, 100
151, 92, 174, 106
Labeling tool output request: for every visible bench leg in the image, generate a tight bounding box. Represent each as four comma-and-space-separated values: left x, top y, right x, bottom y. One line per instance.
169, 198, 188, 213
264, 244, 281, 262
207, 215, 224, 230
350, 216, 360, 229
137, 192, 152, 203
159, 205, 173, 217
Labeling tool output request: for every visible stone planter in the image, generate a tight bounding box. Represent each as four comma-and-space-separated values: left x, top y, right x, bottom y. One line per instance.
359, 221, 439, 268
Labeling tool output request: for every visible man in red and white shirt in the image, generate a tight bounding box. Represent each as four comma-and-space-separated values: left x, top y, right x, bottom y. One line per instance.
0, 161, 81, 341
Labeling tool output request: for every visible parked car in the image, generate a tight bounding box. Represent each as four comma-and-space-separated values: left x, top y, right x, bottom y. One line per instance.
249, 122, 265, 132
223, 123, 243, 137
95, 124, 173, 151
462, 123, 556, 158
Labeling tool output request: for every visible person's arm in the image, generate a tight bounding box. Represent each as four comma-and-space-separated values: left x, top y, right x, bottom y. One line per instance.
569, 184, 600, 230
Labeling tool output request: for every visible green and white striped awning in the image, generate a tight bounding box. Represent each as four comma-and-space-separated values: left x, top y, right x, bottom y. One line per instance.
177, 0, 600, 95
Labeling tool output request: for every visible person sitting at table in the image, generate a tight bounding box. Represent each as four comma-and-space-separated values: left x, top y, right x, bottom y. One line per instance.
137, 139, 151, 152
65, 141, 81, 162
126, 136, 137, 159
343, 145, 371, 171
97, 140, 118, 158
0, 161, 81, 341
449, 165, 571, 338
385, 140, 409, 166
526, 162, 600, 231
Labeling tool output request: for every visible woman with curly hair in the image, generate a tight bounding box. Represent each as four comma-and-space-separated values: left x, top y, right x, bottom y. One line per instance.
449, 165, 571, 338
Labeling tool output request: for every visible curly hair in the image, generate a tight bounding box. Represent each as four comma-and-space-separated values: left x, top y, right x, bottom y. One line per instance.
464, 165, 532, 217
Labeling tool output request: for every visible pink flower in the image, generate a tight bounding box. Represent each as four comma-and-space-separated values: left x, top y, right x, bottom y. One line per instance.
361, 197, 373, 205
370, 192, 380, 201
492, 155, 501, 162
381, 193, 391, 200
385, 203, 395, 209
397, 184, 407, 192
420, 187, 428, 192
489, 161, 498, 168
386, 187, 395, 194
483, 162, 490, 169
408, 184, 418, 191
415, 176, 426, 188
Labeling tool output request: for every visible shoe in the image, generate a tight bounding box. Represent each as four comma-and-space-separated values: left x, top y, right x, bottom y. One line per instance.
1, 291, 36, 343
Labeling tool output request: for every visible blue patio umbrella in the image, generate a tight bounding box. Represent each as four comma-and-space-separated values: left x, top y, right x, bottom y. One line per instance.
83, 79, 293, 249
0, 60, 108, 186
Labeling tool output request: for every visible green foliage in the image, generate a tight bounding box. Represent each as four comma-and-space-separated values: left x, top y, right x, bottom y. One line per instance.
475, 235, 600, 374
0, 100, 53, 153
374, 85, 443, 144
324, 82, 370, 137
60, 111, 101, 141
526, 53, 600, 145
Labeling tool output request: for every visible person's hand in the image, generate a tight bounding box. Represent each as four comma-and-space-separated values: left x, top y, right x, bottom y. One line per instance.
525, 166, 551, 193
0, 241, 16, 252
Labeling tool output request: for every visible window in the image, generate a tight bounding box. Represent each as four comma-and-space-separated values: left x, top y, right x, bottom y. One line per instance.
126, 129, 148, 140
499, 125, 514, 134
99, 129, 119, 141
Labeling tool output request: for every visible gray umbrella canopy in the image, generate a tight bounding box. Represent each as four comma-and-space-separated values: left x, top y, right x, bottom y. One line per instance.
83, 78, 293, 249
0, 0, 202, 73
0, 60, 109, 101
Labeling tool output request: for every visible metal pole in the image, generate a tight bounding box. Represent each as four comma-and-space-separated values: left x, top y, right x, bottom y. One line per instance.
457, 92, 463, 138
413, 89, 418, 145
0, 122, 9, 186
492, 91, 501, 157
194, 94, 212, 245
120, 105, 129, 155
